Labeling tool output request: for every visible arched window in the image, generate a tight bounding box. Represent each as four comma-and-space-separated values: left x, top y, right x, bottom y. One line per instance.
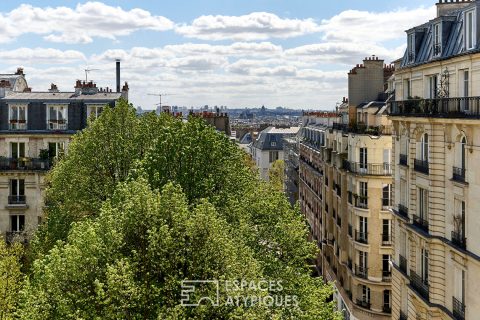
421, 133, 429, 162
461, 136, 466, 170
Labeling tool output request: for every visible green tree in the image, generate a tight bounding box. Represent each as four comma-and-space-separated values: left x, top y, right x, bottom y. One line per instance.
24, 100, 340, 319
0, 239, 23, 320
269, 160, 285, 191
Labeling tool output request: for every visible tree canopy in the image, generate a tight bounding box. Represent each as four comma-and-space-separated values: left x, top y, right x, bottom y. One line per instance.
20, 100, 339, 319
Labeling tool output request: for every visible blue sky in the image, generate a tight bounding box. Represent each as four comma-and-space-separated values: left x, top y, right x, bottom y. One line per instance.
0, 1, 436, 109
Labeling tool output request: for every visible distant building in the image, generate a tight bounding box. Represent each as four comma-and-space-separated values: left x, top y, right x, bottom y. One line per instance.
251, 126, 299, 180
0, 63, 128, 242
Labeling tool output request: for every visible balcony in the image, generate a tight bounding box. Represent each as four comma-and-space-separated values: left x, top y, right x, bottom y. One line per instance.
9, 120, 27, 130
399, 154, 408, 166
451, 231, 466, 250
382, 270, 392, 282
452, 166, 466, 183
0, 158, 51, 171
8, 195, 26, 205
5, 231, 27, 243
354, 195, 368, 209
410, 269, 429, 301
398, 204, 409, 219
344, 161, 392, 175
452, 296, 465, 320
355, 230, 368, 244
382, 305, 392, 314
355, 264, 368, 279
399, 255, 408, 274
355, 299, 371, 309
47, 119, 68, 130
412, 214, 429, 233
390, 96, 480, 118
382, 233, 392, 246
399, 310, 408, 320
414, 159, 429, 175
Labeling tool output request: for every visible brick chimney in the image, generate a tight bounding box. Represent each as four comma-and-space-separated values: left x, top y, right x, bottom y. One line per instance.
48, 83, 59, 93
15, 68, 24, 76
436, 0, 472, 17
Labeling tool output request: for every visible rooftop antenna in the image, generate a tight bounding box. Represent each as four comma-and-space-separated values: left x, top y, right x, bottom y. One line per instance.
147, 93, 177, 108
84, 68, 100, 82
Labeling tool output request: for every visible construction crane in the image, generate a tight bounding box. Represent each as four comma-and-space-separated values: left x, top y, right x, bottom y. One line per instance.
84, 68, 100, 82
147, 93, 177, 109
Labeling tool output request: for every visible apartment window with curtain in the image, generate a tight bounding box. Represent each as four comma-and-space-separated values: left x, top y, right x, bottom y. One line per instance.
9, 105, 27, 130
10, 142, 25, 159
420, 248, 429, 283
407, 33, 415, 62
418, 188, 429, 221
47, 104, 68, 130
420, 133, 429, 162
428, 75, 438, 99
382, 220, 391, 244
382, 184, 393, 208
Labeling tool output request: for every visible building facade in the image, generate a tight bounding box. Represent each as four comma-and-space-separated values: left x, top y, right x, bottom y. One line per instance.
390, 1, 480, 319
0, 67, 128, 242
299, 57, 394, 320
251, 126, 299, 180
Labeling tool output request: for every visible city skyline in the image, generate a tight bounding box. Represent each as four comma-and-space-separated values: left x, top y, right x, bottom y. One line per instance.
0, 0, 435, 109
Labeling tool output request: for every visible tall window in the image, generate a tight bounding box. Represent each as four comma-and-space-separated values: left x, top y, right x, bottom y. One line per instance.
9, 105, 27, 130
454, 267, 465, 305
359, 147, 367, 171
418, 188, 429, 221
10, 142, 25, 159
407, 33, 415, 62
465, 10, 476, 50
428, 75, 438, 98
400, 178, 407, 207
359, 251, 368, 269
382, 220, 391, 242
404, 79, 411, 99
461, 70, 470, 111
382, 184, 393, 208
433, 23, 441, 56
10, 179, 25, 198
420, 133, 429, 162
359, 216, 368, 237
383, 254, 391, 273
10, 215, 25, 232
420, 248, 429, 283
453, 200, 466, 238
87, 105, 104, 119
461, 137, 466, 170
383, 290, 391, 310
359, 181, 368, 207
361, 285, 371, 303
269, 151, 278, 163
48, 142, 65, 160
47, 105, 68, 130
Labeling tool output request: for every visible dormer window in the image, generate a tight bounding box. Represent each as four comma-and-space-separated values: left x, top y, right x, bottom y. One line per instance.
433, 23, 442, 56
407, 33, 415, 63
465, 9, 476, 50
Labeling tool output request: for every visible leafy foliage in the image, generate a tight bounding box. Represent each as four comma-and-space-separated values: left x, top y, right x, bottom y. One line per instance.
22, 100, 339, 319
268, 160, 285, 192
0, 239, 23, 320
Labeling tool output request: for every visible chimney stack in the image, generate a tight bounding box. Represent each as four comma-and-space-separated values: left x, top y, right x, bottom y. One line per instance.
116, 59, 121, 93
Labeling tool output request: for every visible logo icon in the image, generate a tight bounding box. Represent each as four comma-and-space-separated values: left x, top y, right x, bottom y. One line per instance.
181, 280, 220, 307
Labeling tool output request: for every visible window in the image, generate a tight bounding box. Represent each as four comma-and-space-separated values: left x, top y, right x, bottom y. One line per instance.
420, 133, 429, 162
269, 151, 278, 163
359, 216, 368, 237
10, 179, 25, 197
407, 33, 415, 62
465, 10, 476, 50
361, 285, 370, 303
10, 215, 25, 232
359, 148, 367, 171
461, 136, 466, 170
9, 105, 27, 130
433, 23, 441, 56
418, 187, 429, 221
87, 105, 104, 119
383, 290, 391, 310
404, 79, 411, 99
382, 220, 391, 242
359, 251, 368, 269
47, 105, 68, 130
454, 266, 465, 304
48, 142, 65, 160
359, 182, 368, 207
400, 178, 407, 207
383, 254, 391, 273
382, 184, 393, 208
428, 75, 438, 98
10, 142, 25, 159
420, 248, 429, 282
453, 200, 466, 238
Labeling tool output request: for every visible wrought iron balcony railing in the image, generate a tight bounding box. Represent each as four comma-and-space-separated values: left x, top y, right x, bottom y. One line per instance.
343, 161, 392, 175
390, 96, 480, 118
355, 298, 371, 309
399, 154, 408, 166
414, 159, 429, 174
451, 230, 467, 250
410, 269, 429, 301
0, 158, 51, 171
355, 264, 368, 279
398, 204, 409, 219
452, 296, 465, 320
452, 166, 466, 183
382, 305, 392, 314
412, 214, 429, 233
355, 230, 368, 244
382, 270, 392, 282
8, 195, 26, 205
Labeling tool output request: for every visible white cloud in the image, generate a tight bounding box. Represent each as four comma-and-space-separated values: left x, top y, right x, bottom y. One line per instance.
0, 2, 173, 44
0, 48, 86, 64
319, 6, 436, 43
176, 12, 320, 41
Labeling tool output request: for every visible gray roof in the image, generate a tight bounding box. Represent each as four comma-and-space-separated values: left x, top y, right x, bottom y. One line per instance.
252, 126, 299, 151
3, 91, 122, 103
0, 74, 23, 90
400, 2, 479, 68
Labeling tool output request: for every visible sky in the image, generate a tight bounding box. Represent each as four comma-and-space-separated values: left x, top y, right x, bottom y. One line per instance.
0, 1, 436, 109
